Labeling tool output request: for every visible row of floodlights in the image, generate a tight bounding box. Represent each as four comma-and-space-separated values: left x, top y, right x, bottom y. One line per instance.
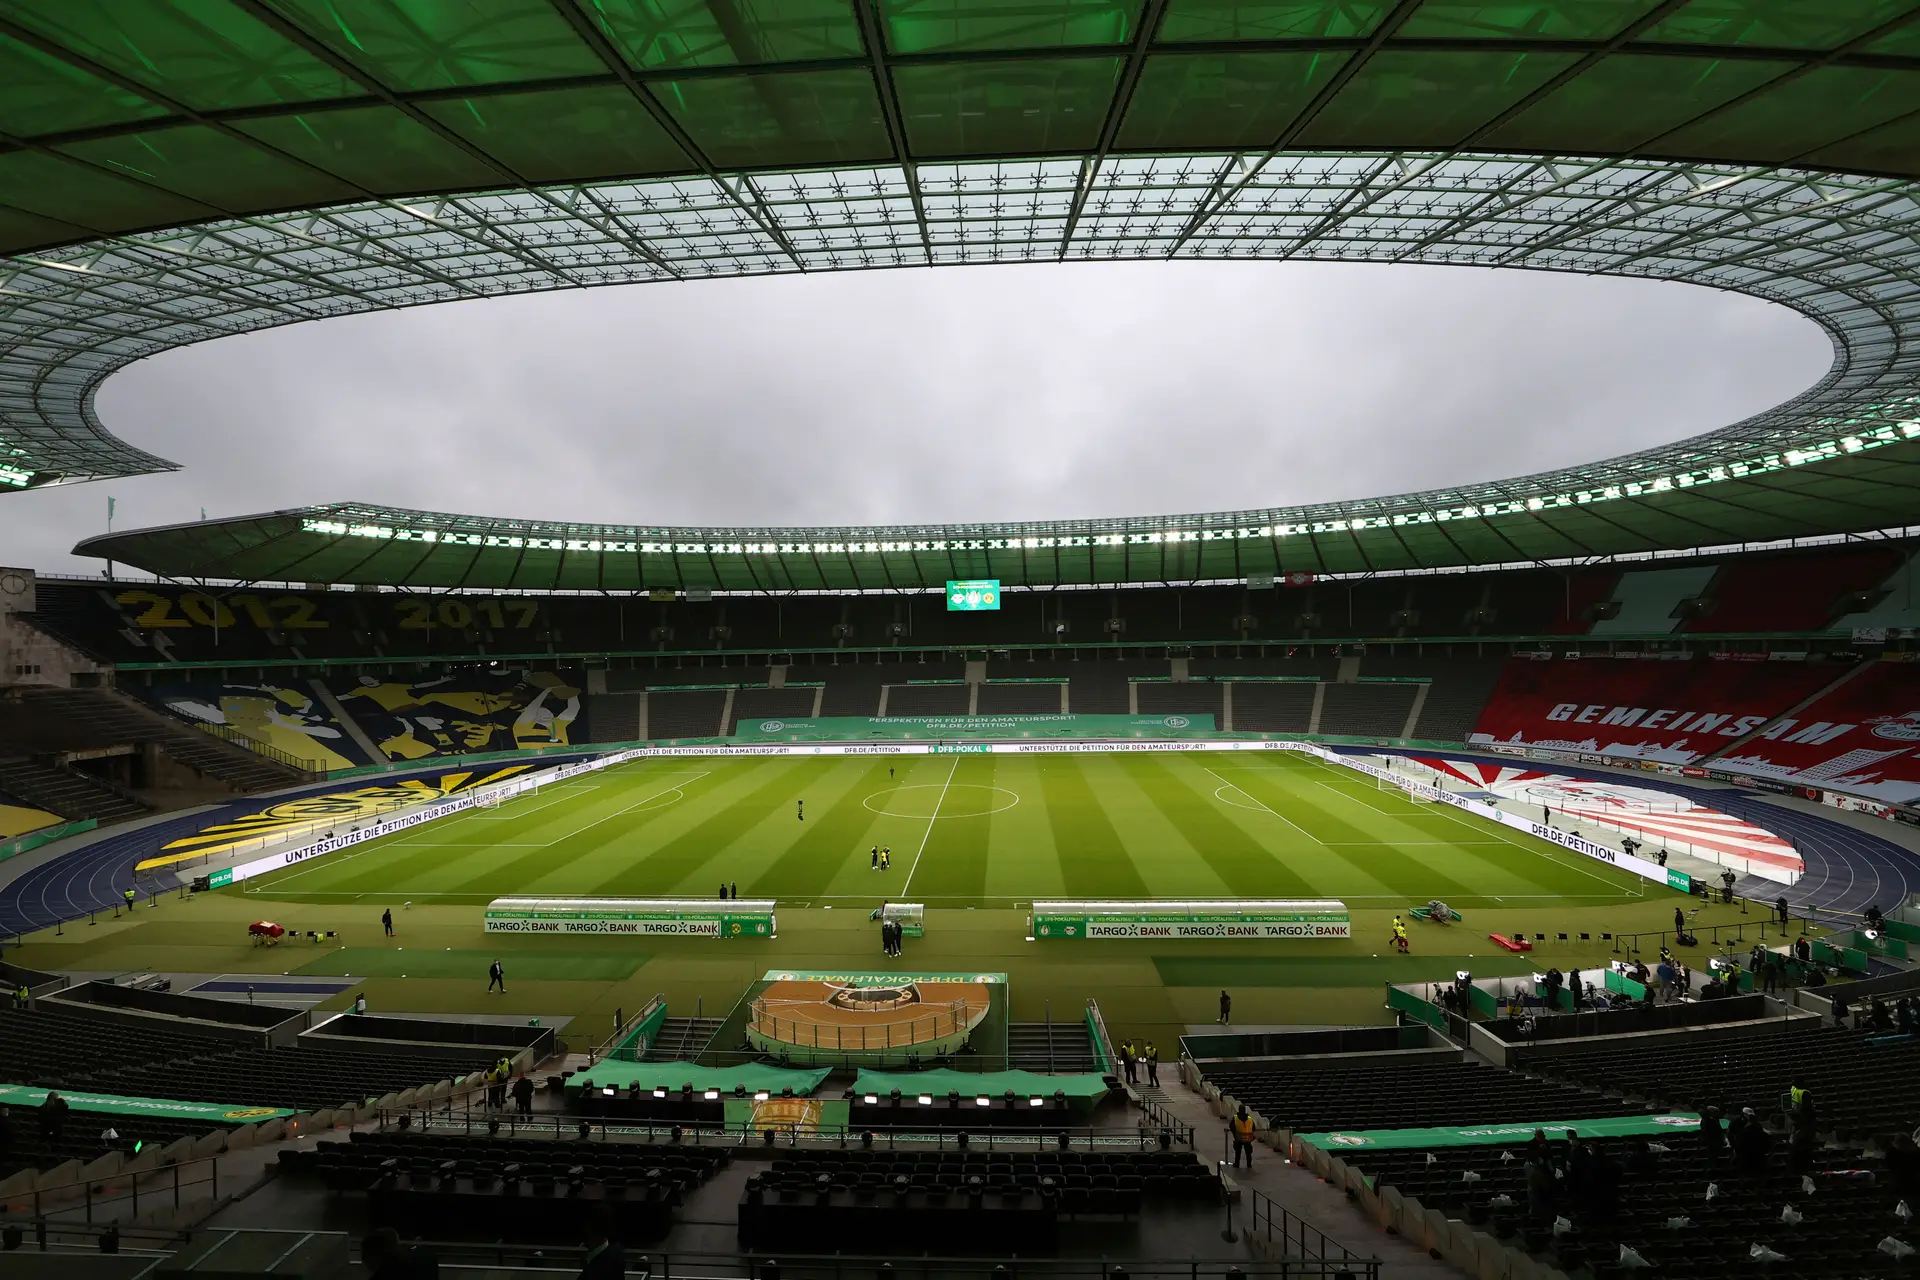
296, 419, 1920, 556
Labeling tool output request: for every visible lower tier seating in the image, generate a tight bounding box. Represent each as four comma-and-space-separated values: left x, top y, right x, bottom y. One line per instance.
1201, 1058, 1640, 1133
282, 1130, 730, 1244
1350, 1134, 1916, 1280
1522, 1025, 1920, 1140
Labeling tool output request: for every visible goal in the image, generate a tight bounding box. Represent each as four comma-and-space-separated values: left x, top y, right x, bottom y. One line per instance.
475, 791, 506, 810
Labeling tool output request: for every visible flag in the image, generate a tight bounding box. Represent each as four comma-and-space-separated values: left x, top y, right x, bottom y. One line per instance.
200, 507, 206, 521
107, 496, 115, 521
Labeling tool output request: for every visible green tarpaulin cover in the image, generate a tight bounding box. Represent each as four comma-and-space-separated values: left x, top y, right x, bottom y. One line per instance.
1297, 1113, 1700, 1151
854, 1069, 1111, 1102
0, 1083, 293, 1124
567, 1061, 829, 1095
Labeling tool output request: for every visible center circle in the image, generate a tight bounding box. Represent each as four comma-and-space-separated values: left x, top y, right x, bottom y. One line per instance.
862, 784, 1020, 819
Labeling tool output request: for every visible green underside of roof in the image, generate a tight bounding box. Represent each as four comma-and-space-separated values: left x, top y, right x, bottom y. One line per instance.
4, 0, 1920, 258
76, 433, 1920, 590
6, 2, 1920, 583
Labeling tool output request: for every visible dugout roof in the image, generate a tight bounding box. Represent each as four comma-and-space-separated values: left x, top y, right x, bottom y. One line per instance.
6, 1, 1920, 588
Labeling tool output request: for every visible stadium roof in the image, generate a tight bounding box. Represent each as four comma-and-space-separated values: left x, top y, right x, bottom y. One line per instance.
6, 1, 1920, 589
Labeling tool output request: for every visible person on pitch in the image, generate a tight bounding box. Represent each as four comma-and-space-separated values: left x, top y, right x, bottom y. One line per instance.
488, 958, 506, 994
871, 846, 879, 870
880, 847, 891, 870
797, 799, 803, 821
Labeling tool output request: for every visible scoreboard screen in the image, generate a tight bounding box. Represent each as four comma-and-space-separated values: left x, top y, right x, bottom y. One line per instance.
946, 579, 1001, 611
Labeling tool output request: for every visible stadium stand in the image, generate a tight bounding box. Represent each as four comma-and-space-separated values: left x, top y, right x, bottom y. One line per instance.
0, 754, 148, 825
1133, 680, 1223, 721
328, 671, 584, 760
14, 545, 1918, 680
139, 679, 377, 770
647, 688, 729, 740
1317, 682, 1421, 738
1682, 545, 1907, 634
1711, 660, 1920, 803
796, 663, 889, 717
582, 691, 640, 743
1467, 657, 1841, 760
0, 1003, 250, 1084
0, 1003, 492, 1113
84, 1044, 498, 1114
729, 686, 818, 731
1588, 565, 1719, 636
1065, 663, 1134, 714
283, 1130, 731, 1244
0, 685, 307, 794
884, 683, 970, 717
0, 1110, 229, 1181
741, 1148, 1219, 1253
1346, 1137, 1909, 1280
0, 787, 67, 838
1231, 681, 1319, 733
1197, 1059, 1641, 1133
1364, 654, 1509, 742
1524, 1025, 1920, 1142
976, 682, 1066, 715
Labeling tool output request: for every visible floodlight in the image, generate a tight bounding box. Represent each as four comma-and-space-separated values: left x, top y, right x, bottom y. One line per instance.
863, 1094, 878, 1105
976, 1096, 991, 1107
754, 1091, 770, 1102
652, 1088, 667, 1099
1029, 1097, 1044, 1107
918, 1095, 933, 1106
703, 1089, 720, 1100
602, 1086, 616, 1097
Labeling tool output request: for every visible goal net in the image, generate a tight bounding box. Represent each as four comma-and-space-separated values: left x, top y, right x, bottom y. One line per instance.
475, 791, 506, 810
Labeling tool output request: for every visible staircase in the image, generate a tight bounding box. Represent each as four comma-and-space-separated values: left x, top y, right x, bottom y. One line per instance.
4, 686, 313, 793
1006, 1021, 1100, 1072
643, 1017, 724, 1062
0, 756, 148, 824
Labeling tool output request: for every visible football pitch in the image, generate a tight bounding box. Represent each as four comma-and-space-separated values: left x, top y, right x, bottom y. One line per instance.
237, 750, 1651, 910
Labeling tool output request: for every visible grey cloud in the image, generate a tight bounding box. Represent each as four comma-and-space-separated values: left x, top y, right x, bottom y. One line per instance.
1, 260, 1827, 577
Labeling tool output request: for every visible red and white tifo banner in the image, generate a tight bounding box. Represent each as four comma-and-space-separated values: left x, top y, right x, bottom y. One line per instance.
1414, 757, 1803, 882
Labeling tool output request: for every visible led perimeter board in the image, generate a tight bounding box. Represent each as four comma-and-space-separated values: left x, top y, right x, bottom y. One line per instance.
1031, 899, 1352, 940
484, 897, 776, 938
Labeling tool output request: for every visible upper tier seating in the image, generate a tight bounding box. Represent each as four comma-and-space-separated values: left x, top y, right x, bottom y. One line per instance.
328, 671, 584, 760
26, 542, 1910, 673
1199, 1059, 1640, 1133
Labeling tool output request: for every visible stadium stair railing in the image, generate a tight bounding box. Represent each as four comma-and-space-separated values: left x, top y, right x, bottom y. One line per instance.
1244, 1186, 1382, 1279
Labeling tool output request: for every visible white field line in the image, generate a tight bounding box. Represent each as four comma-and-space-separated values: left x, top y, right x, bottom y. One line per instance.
901, 757, 960, 895
1202, 767, 1325, 845
248, 773, 709, 890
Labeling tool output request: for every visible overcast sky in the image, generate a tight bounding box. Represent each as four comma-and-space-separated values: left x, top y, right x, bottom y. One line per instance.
2, 261, 1829, 578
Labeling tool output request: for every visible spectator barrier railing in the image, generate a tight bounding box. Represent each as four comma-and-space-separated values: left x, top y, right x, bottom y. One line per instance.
373, 1103, 1194, 1149
0, 1153, 223, 1227
1244, 1186, 1383, 1278
193, 721, 326, 777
